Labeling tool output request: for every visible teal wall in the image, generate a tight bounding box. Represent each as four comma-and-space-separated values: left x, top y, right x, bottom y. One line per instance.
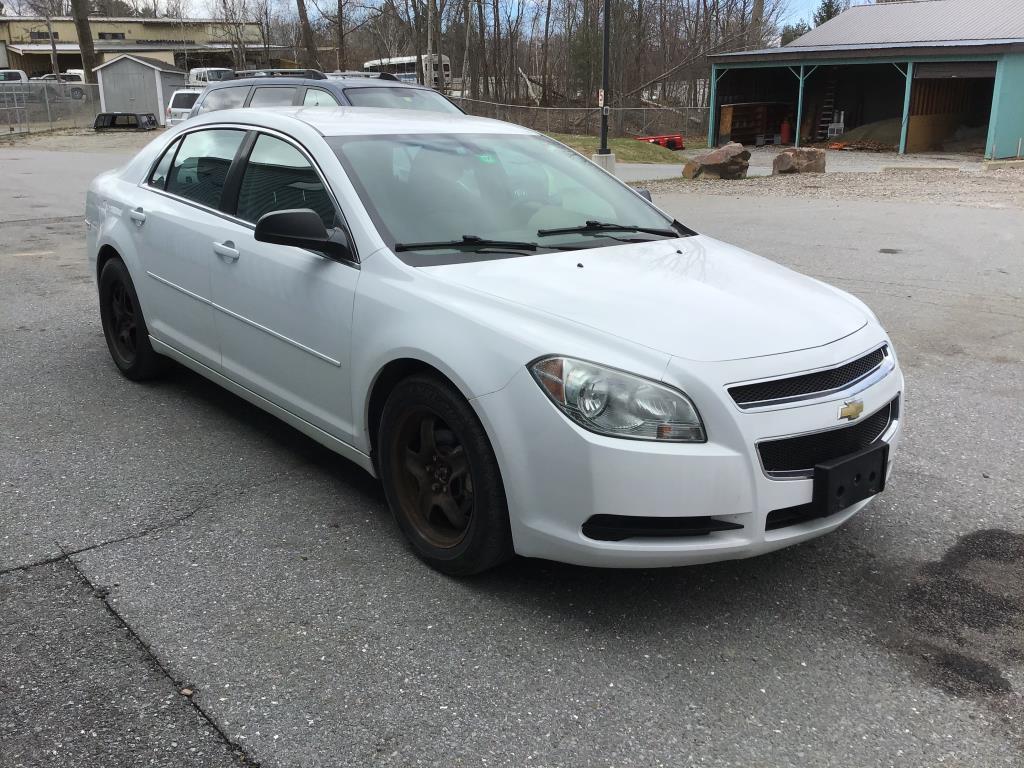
988, 54, 1024, 160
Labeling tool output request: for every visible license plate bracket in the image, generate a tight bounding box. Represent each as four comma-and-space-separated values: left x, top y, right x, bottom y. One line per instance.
812, 442, 889, 516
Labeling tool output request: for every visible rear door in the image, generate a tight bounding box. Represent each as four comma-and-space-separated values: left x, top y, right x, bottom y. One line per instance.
209, 131, 360, 439
133, 128, 247, 369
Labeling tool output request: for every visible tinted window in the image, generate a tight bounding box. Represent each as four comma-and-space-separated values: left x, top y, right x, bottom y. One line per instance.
237, 134, 336, 229
148, 139, 179, 189
197, 86, 248, 114
342, 87, 460, 114
166, 129, 245, 209
250, 87, 297, 107
0, 71, 23, 82
170, 91, 200, 109
303, 88, 339, 107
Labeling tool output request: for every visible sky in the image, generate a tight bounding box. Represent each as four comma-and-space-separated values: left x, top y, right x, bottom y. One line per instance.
781, 0, 825, 25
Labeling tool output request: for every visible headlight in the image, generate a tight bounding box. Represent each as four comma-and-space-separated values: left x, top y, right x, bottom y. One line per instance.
529, 356, 705, 442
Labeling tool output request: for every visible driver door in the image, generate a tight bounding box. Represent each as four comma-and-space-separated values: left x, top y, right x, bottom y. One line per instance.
209, 132, 360, 442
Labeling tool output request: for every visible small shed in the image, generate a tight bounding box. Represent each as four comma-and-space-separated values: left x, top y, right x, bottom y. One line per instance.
708, 0, 1024, 160
93, 54, 187, 127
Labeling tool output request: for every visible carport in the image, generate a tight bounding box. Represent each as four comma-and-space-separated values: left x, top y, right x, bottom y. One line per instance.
707, 0, 1024, 160
93, 54, 187, 127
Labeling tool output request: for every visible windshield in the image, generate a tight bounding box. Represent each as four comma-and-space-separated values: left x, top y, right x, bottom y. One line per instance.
329, 133, 682, 263
342, 87, 461, 114
207, 69, 234, 81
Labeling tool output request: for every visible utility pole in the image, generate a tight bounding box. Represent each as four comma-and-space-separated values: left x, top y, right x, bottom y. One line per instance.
592, 0, 615, 173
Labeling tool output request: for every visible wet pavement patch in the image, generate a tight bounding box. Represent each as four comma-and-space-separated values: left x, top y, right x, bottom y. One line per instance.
894, 529, 1023, 699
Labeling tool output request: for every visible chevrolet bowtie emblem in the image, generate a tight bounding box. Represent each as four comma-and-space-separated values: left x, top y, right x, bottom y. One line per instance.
839, 400, 865, 421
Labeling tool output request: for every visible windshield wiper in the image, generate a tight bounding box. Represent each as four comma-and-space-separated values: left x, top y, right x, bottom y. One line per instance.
537, 220, 679, 238
394, 235, 538, 253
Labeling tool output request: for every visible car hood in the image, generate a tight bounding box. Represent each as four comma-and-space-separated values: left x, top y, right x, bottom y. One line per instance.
421, 235, 868, 362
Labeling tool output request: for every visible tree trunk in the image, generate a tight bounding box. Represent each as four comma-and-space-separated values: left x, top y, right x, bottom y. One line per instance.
296, 0, 321, 69
69, 0, 97, 83
336, 0, 345, 71
489, 0, 501, 101
475, 0, 488, 98
433, 0, 444, 92
44, 16, 60, 76
461, 0, 471, 98
748, 0, 764, 49
539, 0, 551, 105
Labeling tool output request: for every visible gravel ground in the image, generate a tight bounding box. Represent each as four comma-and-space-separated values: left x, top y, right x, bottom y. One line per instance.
0, 127, 165, 153
647, 168, 1024, 209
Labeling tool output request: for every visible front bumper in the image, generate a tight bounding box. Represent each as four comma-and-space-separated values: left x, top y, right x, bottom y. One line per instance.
474, 327, 903, 568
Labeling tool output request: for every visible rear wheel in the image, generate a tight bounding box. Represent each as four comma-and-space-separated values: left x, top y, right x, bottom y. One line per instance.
98, 258, 167, 381
378, 374, 513, 575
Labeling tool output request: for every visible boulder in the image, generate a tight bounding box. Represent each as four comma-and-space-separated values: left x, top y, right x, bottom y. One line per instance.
773, 147, 826, 175
682, 142, 750, 180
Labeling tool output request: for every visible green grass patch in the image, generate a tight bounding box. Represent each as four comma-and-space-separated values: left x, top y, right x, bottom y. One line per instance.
544, 132, 703, 163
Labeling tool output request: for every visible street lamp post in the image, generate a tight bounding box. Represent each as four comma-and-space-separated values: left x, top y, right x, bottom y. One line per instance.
598, 0, 611, 155
592, 0, 616, 173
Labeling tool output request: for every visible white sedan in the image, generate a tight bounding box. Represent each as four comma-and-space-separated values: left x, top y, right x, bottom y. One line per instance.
85, 108, 904, 574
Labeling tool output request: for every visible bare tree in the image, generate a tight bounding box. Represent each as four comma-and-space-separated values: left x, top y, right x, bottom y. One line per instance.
69, 0, 97, 83
296, 0, 322, 68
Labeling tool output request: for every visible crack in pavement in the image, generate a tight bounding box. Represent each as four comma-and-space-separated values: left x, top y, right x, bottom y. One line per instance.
1, 464, 316, 578
57, 543, 261, 767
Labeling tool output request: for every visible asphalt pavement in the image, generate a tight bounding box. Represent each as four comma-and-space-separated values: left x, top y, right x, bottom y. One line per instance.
0, 139, 1022, 767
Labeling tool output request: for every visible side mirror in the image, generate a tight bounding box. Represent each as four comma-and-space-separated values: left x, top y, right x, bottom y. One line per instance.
254, 208, 353, 262
636, 188, 653, 202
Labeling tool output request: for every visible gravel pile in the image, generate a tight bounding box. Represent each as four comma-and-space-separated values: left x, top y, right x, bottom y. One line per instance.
646, 168, 1024, 209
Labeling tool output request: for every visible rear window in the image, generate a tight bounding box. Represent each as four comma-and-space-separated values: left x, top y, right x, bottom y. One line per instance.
170, 91, 200, 109
197, 86, 249, 114
343, 87, 461, 114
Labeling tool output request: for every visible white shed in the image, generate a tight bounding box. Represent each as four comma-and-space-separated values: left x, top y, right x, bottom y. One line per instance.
93, 54, 188, 127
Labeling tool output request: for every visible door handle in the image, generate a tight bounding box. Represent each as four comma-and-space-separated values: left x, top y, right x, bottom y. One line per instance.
129, 208, 146, 226
213, 241, 239, 262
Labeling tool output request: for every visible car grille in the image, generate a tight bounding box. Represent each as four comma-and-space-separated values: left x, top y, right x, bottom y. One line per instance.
729, 346, 888, 408
758, 396, 899, 477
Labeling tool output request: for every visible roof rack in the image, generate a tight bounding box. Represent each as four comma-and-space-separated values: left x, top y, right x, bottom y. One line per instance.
234, 68, 327, 80
325, 70, 401, 82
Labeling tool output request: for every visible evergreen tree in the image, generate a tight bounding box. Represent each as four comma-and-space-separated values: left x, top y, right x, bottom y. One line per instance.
781, 21, 812, 45
813, 0, 849, 26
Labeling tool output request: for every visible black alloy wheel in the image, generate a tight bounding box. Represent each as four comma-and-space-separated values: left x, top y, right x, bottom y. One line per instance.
98, 258, 167, 381
108, 280, 137, 362
393, 408, 474, 548
378, 374, 513, 575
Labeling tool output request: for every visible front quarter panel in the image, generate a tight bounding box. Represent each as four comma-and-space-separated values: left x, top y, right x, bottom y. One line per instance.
349, 251, 674, 454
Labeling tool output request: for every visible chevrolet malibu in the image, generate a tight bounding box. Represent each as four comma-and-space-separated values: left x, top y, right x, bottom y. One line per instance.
85, 108, 904, 574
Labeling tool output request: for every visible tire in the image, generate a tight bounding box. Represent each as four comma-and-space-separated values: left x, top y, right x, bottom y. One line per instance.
378, 373, 514, 575
98, 258, 168, 381
70, 87, 84, 100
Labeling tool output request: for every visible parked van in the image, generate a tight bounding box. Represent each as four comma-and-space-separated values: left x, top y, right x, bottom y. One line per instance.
187, 67, 233, 87
165, 88, 202, 126
0, 69, 29, 83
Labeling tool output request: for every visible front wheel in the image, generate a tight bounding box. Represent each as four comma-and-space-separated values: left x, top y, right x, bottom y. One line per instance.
98, 258, 167, 380
378, 374, 513, 575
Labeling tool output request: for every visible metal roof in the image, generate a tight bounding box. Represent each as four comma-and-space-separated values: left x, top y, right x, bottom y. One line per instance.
93, 54, 184, 73
0, 15, 225, 24
789, 0, 1024, 47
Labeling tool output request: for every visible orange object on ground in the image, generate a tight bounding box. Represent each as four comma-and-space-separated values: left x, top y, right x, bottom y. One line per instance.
634, 134, 685, 151
780, 119, 792, 145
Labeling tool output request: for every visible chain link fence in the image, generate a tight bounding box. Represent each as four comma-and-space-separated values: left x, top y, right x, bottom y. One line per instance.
450, 97, 709, 141
0, 82, 103, 135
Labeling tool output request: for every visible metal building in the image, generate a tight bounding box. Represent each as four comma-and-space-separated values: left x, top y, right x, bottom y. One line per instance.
707, 0, 1024, 159
93, 55, 187, 127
